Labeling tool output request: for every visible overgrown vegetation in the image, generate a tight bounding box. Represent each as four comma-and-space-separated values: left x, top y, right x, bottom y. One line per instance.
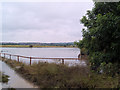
1, 57, 119, 88
75, 2, 120, 76
0, 71, 9, 83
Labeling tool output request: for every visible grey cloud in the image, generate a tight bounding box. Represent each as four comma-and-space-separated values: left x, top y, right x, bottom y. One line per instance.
2, 2, 93, 42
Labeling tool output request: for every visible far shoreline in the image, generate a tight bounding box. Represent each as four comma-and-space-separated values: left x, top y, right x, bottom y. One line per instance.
0, 45, 77, 48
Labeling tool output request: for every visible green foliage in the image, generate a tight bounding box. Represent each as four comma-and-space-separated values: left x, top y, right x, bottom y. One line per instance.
79, 2, 120, 75
0, 72, 9, 83
2, 74, 9, 83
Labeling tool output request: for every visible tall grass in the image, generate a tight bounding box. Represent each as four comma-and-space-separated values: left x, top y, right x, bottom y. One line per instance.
1, 57, 119, 88
0, 71, 9, 83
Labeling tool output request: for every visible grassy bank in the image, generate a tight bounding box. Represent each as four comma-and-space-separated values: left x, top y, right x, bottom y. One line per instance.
0, 71, 9, 83
0, 45, 76, 48
1, 57, 119, 88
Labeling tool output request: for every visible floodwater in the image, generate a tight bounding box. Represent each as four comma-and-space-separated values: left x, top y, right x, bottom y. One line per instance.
0, 47, 86, 66
0, 47, 86, 89
0, 60, 38, 88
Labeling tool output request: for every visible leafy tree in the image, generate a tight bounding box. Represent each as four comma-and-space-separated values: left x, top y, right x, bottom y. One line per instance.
77, 2, 120, 75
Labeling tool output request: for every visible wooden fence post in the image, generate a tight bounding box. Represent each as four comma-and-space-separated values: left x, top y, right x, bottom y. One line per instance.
4, 53, 5, 58
10, 55, 11, 60
30, 57, 32, 65
62, 59, 64, 64
17, 56, 19, 62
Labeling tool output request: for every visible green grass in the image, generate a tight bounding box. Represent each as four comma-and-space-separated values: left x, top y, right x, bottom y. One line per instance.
1, 57, 119, 88
0, 45, 76, 48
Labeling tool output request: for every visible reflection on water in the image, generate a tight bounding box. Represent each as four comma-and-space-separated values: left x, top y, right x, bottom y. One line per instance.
0, 47, 86, 66
0, 60, 38, 88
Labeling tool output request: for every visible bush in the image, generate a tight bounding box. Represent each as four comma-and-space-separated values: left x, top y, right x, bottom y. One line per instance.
77, 2, 120, 76
89, 52, 119, 76
0, 72, 9, 83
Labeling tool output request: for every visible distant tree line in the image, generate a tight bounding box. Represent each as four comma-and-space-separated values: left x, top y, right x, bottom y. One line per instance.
0, 42, 75, 46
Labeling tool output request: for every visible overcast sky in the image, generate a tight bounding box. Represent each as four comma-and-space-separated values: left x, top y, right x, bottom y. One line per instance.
2, 1, 94, 43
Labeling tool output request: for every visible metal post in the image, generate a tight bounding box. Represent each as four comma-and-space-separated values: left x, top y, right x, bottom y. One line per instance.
17, 56, 19, 62
30, 57, 32, 65
62, 59, 64, 64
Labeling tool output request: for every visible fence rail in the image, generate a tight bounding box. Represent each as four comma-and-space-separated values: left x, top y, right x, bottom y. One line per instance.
0, 53, 79, 65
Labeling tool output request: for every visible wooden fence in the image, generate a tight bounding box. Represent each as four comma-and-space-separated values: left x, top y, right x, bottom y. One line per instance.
0, 53, 79, 65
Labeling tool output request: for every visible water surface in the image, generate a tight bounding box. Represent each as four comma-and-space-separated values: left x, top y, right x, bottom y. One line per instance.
0, 47, 86, 66
0, 60, 38, 88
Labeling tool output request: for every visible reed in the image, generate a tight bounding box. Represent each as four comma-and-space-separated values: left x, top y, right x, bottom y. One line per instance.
0, 71, 9, 83
1, 57, 119, 88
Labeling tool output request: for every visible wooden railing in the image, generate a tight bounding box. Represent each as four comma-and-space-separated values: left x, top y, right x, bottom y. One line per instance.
0, 53, 79, 65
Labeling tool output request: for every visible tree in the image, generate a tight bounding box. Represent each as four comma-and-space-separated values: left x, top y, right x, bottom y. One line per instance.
29, 45, 33, 48
77, 2, 120, 75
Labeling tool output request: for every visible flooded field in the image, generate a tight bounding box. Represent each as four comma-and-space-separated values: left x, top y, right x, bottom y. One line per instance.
0, 47, 86, 88
0, 47, 86, 66
0, 60, 38, 88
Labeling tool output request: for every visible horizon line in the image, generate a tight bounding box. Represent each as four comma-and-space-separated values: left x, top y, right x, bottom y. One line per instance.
0, 41, 76, 43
